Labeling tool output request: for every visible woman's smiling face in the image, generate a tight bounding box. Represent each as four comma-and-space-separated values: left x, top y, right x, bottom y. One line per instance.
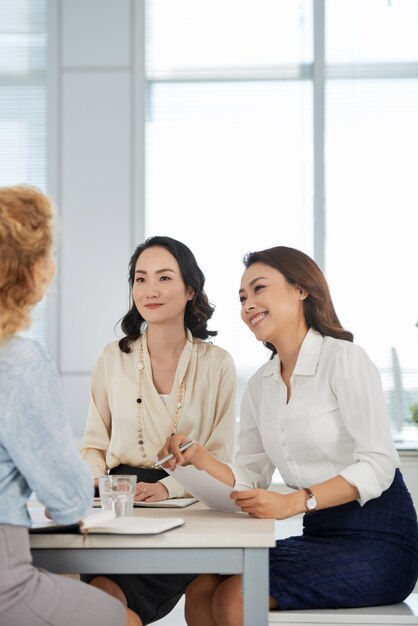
239, 261, 307, 347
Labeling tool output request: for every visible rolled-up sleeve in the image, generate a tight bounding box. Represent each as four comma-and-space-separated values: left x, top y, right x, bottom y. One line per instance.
332, 344, 398, 505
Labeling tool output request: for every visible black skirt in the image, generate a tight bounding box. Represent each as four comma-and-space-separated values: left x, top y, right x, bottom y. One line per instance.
109, 463, 168, 482
270, 469, 418, 610
83, 464, 195, 625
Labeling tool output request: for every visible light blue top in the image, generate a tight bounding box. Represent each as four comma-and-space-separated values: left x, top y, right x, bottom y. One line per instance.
0, 336, 93, 527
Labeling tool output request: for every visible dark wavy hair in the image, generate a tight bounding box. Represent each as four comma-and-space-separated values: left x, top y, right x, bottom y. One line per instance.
119, 236, 217, 353
243, 245, 353, 356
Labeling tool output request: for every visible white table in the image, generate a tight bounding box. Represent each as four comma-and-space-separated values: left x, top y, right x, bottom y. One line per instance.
30, 503, 276, 626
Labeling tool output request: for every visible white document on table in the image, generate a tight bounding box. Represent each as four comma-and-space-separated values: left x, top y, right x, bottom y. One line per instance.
166, 465, 241, 513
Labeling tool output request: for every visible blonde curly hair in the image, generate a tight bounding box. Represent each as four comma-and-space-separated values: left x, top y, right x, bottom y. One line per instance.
0, 185, 54, 339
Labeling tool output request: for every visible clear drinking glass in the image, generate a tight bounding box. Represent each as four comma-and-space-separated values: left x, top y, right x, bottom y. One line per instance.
98, 475, 136, 516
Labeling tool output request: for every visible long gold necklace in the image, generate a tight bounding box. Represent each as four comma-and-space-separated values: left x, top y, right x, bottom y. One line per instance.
137, 339, 185, 467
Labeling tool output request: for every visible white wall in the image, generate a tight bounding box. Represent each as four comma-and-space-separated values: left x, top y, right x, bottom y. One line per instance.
50, 0, 145, 437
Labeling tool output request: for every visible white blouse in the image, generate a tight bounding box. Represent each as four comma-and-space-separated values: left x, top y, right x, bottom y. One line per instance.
231, 329, 400, 506
80, 330, 237, 497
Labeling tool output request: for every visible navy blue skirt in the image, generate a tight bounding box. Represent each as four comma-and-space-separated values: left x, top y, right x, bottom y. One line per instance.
270, 469, 418, 610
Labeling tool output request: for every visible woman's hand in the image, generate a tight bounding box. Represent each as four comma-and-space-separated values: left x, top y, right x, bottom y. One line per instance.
157, 433, 200, 471
157, 433, 235, 487
231, 489, 303, 519
134, 481, 169, 503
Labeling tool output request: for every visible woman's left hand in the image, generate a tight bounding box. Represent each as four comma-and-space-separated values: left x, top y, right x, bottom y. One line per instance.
231, 489, 294, 519
134, 481, 169, 503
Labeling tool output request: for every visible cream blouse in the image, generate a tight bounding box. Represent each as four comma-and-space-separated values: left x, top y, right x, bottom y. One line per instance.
80, 330, 237, 497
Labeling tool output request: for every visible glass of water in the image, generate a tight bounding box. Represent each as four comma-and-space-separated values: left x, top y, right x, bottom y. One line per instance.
98, 475, 136, 516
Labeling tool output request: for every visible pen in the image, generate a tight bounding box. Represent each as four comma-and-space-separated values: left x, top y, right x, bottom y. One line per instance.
154, 440, 196, 468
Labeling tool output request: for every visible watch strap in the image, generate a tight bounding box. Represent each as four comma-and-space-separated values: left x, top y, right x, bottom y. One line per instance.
303, 487, 317, 512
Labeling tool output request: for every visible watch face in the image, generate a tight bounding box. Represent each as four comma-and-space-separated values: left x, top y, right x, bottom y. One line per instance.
306, 495, 317, 511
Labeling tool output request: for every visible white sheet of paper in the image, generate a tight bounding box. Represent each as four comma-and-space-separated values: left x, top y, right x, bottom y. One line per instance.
166, 465, 241, 513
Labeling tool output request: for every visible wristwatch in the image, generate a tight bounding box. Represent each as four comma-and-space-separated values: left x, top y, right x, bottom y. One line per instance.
303, 487, 317, 512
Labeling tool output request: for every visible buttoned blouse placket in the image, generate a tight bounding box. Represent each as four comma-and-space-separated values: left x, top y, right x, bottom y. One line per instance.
263, 345, 334, 490
275, 369, 304, 490
276, 367, 338, 490
259, 363, 295, 489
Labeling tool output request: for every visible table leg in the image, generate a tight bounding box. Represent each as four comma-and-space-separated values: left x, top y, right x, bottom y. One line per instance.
242, 547, 269, 626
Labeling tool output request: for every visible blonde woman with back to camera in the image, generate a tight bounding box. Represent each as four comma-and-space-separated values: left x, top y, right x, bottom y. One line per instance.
0, 185, 141, 626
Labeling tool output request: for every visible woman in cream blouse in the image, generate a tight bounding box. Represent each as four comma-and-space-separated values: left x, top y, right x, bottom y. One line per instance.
80, 235, 236, 624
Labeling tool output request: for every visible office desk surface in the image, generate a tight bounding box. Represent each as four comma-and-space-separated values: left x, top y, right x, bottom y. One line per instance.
30, 503, 276, 626
29, 502, 275, 549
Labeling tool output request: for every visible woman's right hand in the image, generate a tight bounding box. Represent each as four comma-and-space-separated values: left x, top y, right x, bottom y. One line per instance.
158, 433, 234, 487
158, 433, 201, 471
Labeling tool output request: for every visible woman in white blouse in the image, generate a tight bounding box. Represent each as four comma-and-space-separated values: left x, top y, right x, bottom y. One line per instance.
159, 245, 418, 626
80, 236, 236, 625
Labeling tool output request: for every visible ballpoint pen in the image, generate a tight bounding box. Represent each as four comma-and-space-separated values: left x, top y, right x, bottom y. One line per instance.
153, 440, 196, 468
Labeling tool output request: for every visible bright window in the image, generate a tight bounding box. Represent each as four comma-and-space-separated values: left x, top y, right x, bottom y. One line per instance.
144, 0, 418, 444
324, 1, 418, 444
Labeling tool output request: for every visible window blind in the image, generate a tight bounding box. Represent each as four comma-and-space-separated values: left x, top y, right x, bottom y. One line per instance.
0, 0, 48, 346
